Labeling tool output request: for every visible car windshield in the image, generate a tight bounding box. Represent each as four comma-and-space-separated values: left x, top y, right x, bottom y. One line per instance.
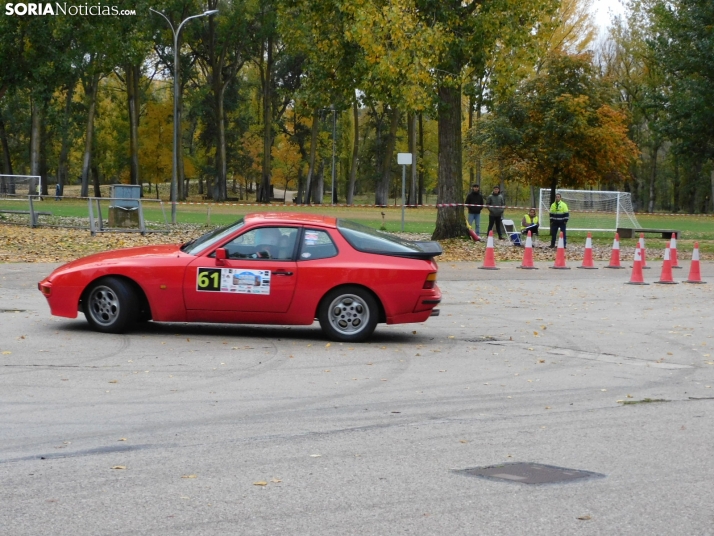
181, 218, 245, 255
336, 219, 423, 254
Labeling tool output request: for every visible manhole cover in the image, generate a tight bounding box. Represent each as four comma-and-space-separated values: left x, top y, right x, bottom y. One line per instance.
455, 462, 604, 485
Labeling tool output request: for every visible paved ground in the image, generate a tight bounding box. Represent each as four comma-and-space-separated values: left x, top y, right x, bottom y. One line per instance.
1, 261, 712, 535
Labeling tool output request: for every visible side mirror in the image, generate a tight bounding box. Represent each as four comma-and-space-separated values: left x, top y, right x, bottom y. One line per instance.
215, 248, 227, 265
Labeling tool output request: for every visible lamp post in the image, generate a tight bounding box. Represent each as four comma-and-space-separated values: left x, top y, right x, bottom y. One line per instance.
150, 7, 218, 224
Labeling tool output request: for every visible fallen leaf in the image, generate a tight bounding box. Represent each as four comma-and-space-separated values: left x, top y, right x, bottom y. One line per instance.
459, 440, 468, 444
270, 478, 282, 483
325, 343, 331, 348
118, 438, 127, 442
253, 481, 268, 486
111, 466, 126, 470
108, 380, 118, 384
577, 515, 592, 521
2, 351, 10, 355
181, 475, 197, 479
310, 454, 321, 458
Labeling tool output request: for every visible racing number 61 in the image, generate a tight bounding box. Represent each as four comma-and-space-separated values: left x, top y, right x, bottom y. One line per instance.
197, 268, 222, 291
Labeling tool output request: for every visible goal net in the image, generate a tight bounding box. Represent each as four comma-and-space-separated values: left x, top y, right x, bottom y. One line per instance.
537, 189, 641, 232
0, 175, 42, 197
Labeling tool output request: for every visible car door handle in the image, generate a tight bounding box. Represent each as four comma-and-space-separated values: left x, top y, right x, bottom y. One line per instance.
272, 270, 293, 276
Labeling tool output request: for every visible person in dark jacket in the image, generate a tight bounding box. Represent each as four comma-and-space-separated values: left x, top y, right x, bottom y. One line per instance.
464, 184, 484, 236
486, 186, 505, 239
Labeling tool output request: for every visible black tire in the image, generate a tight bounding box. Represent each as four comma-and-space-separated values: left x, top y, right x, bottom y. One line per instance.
82, 277, 137, 334
318, 286, 379, 342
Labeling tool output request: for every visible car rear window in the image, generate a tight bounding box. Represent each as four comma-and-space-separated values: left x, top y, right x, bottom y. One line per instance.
299, 229, 337, 260
336, 219, 425, 255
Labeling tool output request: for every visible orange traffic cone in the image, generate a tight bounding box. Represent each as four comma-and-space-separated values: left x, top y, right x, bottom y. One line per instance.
669, 233, 681, 268
550, 232, 570, 270
478, 230, 499, 270
655, 248, 677, 284
626, 247, 649, 285
578, 232, 598, 269
639, 233, 650, 269
685, 242, 706, 284
467, 222, 481, 242
517, 231, 538, 270
605, 233, 624, 269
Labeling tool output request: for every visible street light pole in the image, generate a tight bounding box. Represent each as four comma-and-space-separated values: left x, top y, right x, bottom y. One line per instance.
150, 7, 218, 224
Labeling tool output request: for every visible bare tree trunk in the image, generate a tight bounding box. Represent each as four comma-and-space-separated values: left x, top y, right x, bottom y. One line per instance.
375, 106, 398, 206
177, 82, 185, 200
126, 64, 141, 189
468, 95, 474, 187
57, 82, 75, 196
432, 84, 468, 239
0, 113, 13, 176
347, 98, 359, 205
80, 70, 100, 198
408, 112, 417, 205
303, 109, 319, 204
30, 98, 41, 194
711, 167, 714, 213
258, 35, 273, 203
39, 102, 48, 195
92, 164, 101, 198
213, 81, 227, 201
315, 160, 324, 203
648, 144, 659, 213
418, 112, 424, 205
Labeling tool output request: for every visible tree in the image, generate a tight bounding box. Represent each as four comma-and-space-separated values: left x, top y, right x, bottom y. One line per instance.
649, 0, 714, 211
409, 0, 559, 239
190, 0, 257, 202
473, 53, 639, 202
271, 133, 304, 201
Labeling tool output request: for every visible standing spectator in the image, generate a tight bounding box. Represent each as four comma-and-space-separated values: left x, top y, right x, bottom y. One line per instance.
464, 184, 484, 236
549, 193, 570, 248
486, 185, 505, 240
55, 183, 61, 201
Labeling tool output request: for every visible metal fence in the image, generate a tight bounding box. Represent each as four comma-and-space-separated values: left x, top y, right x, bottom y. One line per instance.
0, 195, 169, 234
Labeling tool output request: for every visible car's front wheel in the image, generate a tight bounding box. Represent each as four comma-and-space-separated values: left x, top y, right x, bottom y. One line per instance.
318, 286, 379, 342
82, 277, 137, 334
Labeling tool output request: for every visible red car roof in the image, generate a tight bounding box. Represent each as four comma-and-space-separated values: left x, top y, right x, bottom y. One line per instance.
244, 212, 337, 227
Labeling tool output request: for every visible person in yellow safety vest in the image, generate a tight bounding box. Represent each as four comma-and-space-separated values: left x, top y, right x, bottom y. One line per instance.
549, 193, 570, 248
521, 208, 539, 235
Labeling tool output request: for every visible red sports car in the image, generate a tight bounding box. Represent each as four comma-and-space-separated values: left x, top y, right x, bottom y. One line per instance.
38, 213, 442, 342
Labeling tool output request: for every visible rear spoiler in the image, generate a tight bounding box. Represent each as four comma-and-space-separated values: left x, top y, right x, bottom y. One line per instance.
373, 240, 442, 260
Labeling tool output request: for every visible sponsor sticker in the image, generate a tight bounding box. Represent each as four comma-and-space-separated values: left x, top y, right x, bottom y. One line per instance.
197, 268, 270, 294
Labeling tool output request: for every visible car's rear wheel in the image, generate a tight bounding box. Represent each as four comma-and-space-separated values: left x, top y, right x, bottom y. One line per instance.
318, 286, 379, 342
82, 277, 137, 334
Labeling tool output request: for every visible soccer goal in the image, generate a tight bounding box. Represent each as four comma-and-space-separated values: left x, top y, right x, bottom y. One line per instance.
0, 175, 42, 197
537, 189, 641, 232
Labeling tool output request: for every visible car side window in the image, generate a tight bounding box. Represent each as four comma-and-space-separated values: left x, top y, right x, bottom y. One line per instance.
222, 227, 298, 260
299, 229, 337, 261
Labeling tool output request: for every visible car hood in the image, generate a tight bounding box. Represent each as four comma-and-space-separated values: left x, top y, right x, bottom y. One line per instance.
50, 244, 184, 275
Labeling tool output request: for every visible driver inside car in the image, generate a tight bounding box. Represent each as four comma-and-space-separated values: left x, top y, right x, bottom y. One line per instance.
254, 228, 282, 259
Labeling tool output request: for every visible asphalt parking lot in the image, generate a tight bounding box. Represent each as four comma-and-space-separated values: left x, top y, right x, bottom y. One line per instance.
1, 261, 713, 535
